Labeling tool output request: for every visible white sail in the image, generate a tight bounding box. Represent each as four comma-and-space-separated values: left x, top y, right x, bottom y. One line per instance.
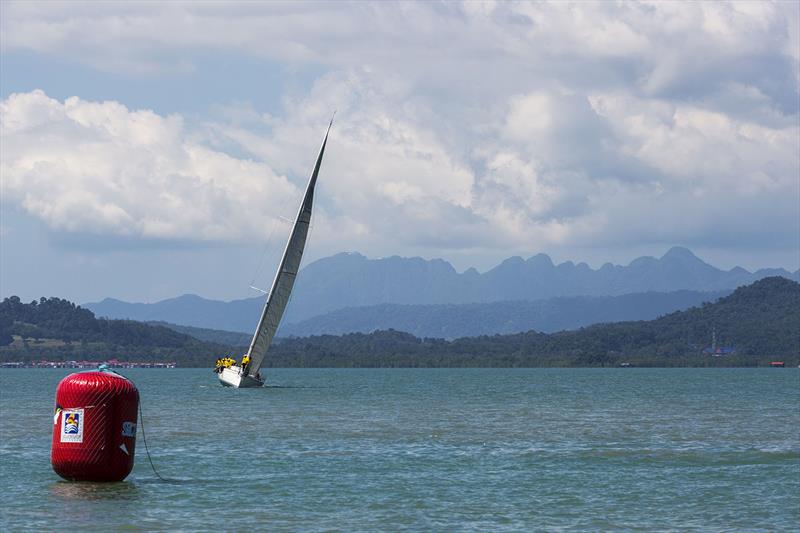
244, 119, 332, 378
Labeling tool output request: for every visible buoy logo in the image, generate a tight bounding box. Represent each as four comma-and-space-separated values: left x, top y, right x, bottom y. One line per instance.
60, 408, 84, 443
121, 421, 136, 437
65, 413, 79, 433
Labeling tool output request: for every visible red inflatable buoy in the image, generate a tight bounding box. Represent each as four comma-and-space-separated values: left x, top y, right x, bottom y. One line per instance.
51, 370, 139, 482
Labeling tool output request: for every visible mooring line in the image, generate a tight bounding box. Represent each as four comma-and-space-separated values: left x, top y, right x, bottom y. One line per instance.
137, 400, 167, 482
118, 368, 167, 482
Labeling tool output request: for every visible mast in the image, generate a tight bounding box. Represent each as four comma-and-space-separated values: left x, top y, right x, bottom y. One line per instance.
244, 117, 333, 377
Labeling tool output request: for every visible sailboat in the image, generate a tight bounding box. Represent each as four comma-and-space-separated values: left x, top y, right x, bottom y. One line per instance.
217, 118, 333, 388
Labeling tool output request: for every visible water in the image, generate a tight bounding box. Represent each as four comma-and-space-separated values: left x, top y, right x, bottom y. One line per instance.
1, 368, 798, 531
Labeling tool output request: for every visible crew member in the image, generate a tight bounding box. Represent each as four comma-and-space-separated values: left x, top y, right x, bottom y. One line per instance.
241, 353, 250, 372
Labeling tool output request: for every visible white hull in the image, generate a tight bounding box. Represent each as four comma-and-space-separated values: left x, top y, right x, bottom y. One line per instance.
218, 366, 263, 388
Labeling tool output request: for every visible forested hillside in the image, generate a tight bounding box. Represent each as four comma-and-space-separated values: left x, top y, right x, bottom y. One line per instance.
264, 277, 799, 367
2, 278, 797, 367
0, 296, 230, 366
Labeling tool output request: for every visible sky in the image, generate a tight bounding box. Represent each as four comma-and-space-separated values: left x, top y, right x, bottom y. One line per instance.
1, 1, 799, 304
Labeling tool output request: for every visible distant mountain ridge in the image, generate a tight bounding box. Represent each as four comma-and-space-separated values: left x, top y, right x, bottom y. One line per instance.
90, 294, 259, 333
279, 289, 732, 339
85, 247, 799, 332
5, 277, 798, 367
262, 277, 800, 367
284, 247, 797, 322
146, 321, 251, 347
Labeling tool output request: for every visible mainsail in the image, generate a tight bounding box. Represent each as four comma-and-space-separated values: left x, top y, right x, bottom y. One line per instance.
244, 119, 332, 377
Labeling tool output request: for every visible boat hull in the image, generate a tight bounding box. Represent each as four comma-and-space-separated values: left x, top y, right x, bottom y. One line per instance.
218, 366, 263, 388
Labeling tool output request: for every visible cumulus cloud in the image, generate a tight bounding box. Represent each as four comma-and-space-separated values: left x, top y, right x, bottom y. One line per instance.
3, 2, 796, 108
0, 84, 483, 256
1, 1, 798, 264
210, 71, 475, 227
0, 90, 298, 241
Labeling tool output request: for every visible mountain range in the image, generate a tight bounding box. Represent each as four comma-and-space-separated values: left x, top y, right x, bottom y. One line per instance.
8, 277, 798, 367
260, 277, 800, 367
146, 289, 730, 344
279, 290, 732, 339
85, 247, 798, 335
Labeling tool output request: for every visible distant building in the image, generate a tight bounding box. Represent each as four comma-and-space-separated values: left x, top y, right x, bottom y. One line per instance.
702, 346, 736, 356
702, 327, 735, 356
1, 360, 176, 369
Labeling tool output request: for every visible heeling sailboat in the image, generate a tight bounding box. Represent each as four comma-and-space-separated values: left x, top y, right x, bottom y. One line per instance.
217, 117, 333, 388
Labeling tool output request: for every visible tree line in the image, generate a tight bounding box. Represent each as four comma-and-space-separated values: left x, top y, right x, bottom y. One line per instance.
1, 277, 797, 367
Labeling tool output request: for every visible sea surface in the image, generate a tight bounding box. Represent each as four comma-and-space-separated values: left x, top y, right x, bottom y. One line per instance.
1, 368, 798, 531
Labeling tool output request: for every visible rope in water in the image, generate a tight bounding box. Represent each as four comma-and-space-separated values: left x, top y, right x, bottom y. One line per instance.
138, 400, 167, 482
100, 366, 167, 481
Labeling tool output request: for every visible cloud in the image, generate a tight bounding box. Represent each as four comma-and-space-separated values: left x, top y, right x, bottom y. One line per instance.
205, 71, 483, 252
0, 90, 298, 241
3, 2, 796, 107
0, 84, 483, 256
1, 2, 798, 264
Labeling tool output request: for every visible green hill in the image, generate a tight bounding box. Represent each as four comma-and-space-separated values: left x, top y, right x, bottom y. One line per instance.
1, 277, 797, 367
0, 296, 232, 366
262, 277, 799, 367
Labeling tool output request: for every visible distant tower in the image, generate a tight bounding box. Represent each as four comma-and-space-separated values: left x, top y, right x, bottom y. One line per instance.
712, 327, 717, 353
